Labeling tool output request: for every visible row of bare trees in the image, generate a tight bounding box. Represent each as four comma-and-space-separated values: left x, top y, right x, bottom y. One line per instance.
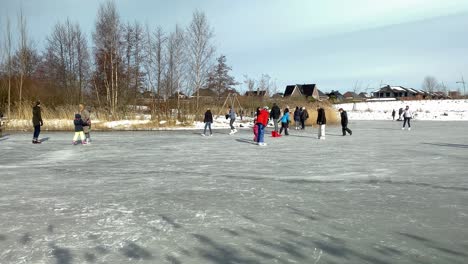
0, 1, 237, 118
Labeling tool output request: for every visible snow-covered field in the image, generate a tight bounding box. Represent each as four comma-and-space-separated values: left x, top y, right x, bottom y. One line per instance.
336, 99, 468, 121
1, 121, 467, 264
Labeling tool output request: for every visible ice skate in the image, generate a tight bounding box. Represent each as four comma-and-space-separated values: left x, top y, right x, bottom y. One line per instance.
72, 141, 78, 145
408, 128, 411, 131
201, 134, 206, 136
402, 127, 405, 130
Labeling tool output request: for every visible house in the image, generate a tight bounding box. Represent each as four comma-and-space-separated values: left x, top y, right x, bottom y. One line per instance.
192, 88, 217, 98
372, 85, 424, 99
448, 91, 461, 98
317, 90, 329, 100
218, 88, 240, 98
359, 92, 371, 99
283, 84, 321, 100
244, 90, 268, 97
170, 91, 189, 99
343, 91, 360, 100
326, 90, 344, 101
271, 92, 284, 98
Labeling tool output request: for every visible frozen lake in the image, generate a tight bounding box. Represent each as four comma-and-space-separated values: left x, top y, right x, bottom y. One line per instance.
1, 121, 467, 264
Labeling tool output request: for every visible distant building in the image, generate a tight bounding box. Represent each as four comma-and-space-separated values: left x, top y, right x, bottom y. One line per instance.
448, 91, 461, 98
244, 90, 268, 97
372, 85, 424, 99
343, 91, 360, 100
326, 90, 344, 101
283, 84, 321, 100
359, 92, 371, 99
192, 88, 217, 98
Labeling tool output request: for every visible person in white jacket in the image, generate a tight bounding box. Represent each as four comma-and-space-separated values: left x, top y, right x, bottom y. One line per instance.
402, 105, 413, 130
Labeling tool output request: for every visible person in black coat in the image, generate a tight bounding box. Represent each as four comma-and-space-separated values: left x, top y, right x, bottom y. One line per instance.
32, 101, 43, 144
202, 108, 213, 136
316, 106, 326, 139
339, 108, 352, 136
293, 106, 301, 130
300, 107, 309, 129
270, 103, 281, 132
72, 113, 86, 145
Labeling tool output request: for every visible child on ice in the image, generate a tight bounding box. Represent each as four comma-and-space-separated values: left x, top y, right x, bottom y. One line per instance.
73, 113, 87, 145
279, 108, 290, 135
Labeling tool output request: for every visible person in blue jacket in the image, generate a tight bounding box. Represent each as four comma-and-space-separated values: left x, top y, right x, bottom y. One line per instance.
279, 108, 291, 136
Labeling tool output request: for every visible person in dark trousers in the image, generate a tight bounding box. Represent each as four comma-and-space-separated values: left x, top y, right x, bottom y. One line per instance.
73, 113, 87, 145
32, 101, 43, 144
316, 106, 326, 139
392, 109, 396, 120
402, 105, 413, 130
279, 108, 290, 135
293, 106, 301, 130
300, 107, 309, 129
398, 108, 403, 121
270, 103, 281, 132
202, 108, 213, 136
339, 108, 352, 136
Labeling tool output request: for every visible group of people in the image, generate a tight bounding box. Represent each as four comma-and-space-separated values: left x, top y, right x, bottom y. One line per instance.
30, 101, 92, 144
391, 105, 414, 130
202, 104, 353, 146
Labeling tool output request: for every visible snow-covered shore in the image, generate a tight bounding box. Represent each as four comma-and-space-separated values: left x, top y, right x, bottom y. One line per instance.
334, 99, 468, 121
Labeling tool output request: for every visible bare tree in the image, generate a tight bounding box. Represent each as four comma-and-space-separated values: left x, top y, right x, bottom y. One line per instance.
45, 19, 90, 104
164, 25, 186, 99
186, 10, 215, 110
257, 74, 271, 95
3, 17, 13, 118
243, 74, 255, 92
422, 76, 439, 93
17, 8, 28, 109
93, 0, 123, 116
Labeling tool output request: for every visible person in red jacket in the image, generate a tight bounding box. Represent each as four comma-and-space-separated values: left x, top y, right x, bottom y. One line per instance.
256, 106, 269, 146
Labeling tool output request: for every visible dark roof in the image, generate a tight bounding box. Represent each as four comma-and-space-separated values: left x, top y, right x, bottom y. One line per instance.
245, 90, 267, 96
317, 89, 326, 96
343, 91, 359, 98
297, 84, 317, 97
284, 85, 296, 96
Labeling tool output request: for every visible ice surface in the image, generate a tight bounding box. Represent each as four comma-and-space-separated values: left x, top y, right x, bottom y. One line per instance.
1, 121, 467, 263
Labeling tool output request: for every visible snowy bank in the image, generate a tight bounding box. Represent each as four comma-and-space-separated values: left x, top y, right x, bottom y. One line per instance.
334, 100, 468, 121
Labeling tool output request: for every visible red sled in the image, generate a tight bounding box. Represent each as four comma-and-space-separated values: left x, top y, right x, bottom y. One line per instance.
271, 131, 282, 137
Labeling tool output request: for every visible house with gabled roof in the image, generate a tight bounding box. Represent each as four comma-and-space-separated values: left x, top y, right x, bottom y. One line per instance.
283, 84, 321, 100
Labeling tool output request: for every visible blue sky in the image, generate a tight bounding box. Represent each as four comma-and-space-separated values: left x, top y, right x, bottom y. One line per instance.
2, 0, 468, 93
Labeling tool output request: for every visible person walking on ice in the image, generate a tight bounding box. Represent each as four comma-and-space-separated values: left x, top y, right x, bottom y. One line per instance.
79, 104, 91, 144
279, 108, 291, 136
339, 108, 352, 136
270, 103, 281, 132
227, 106, 237, 135
32, 101, 43, 144
316, 106, 326, 139
392, 109, 396, 120
202, 108, 213, 136
402, 105, 413, 130
73, 114, 87, 145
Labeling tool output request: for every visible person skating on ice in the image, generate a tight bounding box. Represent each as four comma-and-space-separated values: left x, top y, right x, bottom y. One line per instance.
279, 108, 291, 136
339, 108, 352, 136
79, 104, 91, 143
316, 106, 326, 140
402, 105, 413, 130
227, 106, 237, 135
256, 106, 269, 146
32, 101, 43, 144
72, 113, 87, 145
202, 108, 213, 136
270, 103, 281, 132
